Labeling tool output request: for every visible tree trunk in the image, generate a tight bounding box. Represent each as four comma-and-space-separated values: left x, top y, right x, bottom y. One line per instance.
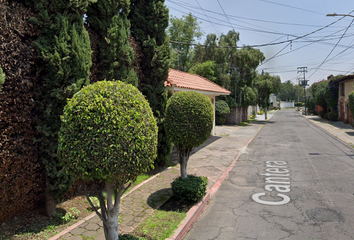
179, 148, 190, 180
103, 214, 119, 240
45, 179, 56, 217
102, 184, 122, 240
265, 110, 268, 120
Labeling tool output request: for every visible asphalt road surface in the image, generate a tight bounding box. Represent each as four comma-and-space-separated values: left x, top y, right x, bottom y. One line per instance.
185, 109, 354, 240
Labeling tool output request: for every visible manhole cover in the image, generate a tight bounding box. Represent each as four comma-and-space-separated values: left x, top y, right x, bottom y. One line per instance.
309, 153, 320, 155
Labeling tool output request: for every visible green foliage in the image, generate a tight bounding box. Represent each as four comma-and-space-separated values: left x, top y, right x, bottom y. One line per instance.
165, 91, 213, 149
189, 60, 217, 82
169, 13, 204, 71
311, 79, 338, 118
349, 91, 354, 122
307, 98, 316, 113
0, 65, 5, 91
62, 207, 81, 222
119, 234, 145, 240
215, 100, 230, 125
171, 175, 208, 203
328, 111, 338, 122
215, 100, 230, 115
33, 0, 92, 199
255, 72, 281, 110
58, 81, 158, 184
278, 80, 297, 101
295, 102, 303, 107
86, 0, 136, 85
129, 0, 172, 166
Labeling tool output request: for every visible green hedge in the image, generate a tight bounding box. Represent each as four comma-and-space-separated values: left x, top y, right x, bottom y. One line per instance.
171, 175, 208, 203
349, 91, 354, 122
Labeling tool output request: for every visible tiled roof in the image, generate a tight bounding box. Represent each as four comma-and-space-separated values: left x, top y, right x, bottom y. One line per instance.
165, 68, 230, 94
333, 74, 354, 83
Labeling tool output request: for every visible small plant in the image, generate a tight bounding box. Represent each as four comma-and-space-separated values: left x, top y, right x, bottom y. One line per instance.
171, 175, 208, 203
250, 114, 255, 119
62, 207, 81, 223
215, 100, 230, 125
257, 110, 264, 115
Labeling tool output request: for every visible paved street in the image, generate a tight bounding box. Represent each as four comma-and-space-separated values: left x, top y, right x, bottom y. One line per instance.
185, 109, 354, 240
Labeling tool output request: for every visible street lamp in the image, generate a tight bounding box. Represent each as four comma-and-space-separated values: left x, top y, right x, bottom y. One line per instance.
326, 13, 354, 18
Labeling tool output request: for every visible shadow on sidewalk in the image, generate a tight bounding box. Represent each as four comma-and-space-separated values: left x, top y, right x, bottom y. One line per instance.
147, 188, 173, 209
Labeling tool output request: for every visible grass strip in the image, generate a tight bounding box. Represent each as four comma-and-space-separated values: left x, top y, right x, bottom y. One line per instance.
132, 210, 186, 240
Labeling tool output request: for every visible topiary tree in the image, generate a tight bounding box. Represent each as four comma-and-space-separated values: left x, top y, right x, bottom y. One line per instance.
215, 100, 230, 125
58, 81, 157, 240
165, 91, 213, 179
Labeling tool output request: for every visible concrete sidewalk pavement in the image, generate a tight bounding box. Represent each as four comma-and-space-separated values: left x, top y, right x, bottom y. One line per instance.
302, 114, 354, 146
50, 112, 277, 240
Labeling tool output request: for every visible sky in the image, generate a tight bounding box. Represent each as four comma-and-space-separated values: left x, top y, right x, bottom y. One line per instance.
165, 0, 354, 85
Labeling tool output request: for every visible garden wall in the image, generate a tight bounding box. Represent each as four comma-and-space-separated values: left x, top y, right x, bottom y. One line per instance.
0, 1, 45, 224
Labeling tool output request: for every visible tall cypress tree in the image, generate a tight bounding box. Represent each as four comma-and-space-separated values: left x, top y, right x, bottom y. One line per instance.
86, 0, 137, 86
33, 0, 92, 216
129, 0, 172, 166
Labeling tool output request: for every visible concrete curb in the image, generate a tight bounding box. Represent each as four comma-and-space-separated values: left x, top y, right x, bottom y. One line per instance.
168, 122, 266, 240
48, 167, 172, 240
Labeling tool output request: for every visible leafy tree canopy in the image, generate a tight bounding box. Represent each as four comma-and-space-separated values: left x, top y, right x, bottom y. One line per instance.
168, 12, 204, 71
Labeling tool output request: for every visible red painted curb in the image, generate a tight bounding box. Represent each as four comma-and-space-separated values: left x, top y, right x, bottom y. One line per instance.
169, 123, 265, 240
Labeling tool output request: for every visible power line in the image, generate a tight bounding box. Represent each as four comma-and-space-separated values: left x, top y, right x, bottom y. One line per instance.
195, 0, 219, 36
216, 0, 244, 46
308, 16, 354, 79
258, 0, 323, 15
169, 11, 348, 48
167, 0, 339, 28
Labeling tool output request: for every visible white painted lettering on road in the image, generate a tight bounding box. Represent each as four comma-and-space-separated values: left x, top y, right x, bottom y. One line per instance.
252, 161, 291, 205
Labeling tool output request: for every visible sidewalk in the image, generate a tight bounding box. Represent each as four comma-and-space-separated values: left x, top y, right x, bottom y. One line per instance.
50, 112, 276, 240
302, 114, 354, 146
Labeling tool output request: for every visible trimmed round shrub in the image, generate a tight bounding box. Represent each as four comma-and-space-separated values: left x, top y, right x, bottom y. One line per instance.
295, 102, 303, 107
215, 100, 230, 125
171, 175, 208, 203
58, 81, 158, 185
215, 100, 230, 115
165, 91, 214, 150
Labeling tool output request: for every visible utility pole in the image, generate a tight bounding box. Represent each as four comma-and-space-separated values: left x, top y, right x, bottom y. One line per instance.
297, 67, 307, 103
297, 67, 308, 115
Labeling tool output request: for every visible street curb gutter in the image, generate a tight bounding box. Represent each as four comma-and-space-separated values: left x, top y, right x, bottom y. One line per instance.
168, 122, 266, 240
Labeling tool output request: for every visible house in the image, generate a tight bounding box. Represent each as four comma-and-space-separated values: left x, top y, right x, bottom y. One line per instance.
165, 68, 231, 135
336, 74, 354, 124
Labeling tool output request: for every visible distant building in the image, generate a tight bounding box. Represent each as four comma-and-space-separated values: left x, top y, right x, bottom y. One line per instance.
165, 68, 230, 135
335, 74, 354, 124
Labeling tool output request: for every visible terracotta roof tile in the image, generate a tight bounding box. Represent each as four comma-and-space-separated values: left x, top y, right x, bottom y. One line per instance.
165, 68, 230, 94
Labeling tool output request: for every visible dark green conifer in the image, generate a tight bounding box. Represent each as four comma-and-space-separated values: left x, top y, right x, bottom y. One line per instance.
86, 0, 137, 86
129, 0, 172, 166
33, 0, 92, 216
